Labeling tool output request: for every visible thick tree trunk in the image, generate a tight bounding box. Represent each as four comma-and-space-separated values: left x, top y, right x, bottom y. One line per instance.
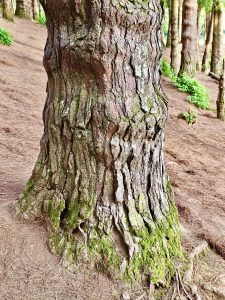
2, 0, 14, 21
15, 0, 32, 19
170, 0, 180, 74
15, 0, 181, 284
211, 2, 223, 75
202, 12, 214, 72
179, 0, 198, 77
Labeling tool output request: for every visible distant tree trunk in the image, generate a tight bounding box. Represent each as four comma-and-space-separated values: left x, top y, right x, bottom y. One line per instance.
178, 0, 183, 42
211, 2, 223, 75
32, 0, 38, 20
167, 0, 172, 47
15, 0, 32, 19
2, 0, 14, 21
217, 60, 225, 121
179, 0, 198, 77
202, 12, 214, 72
196, 5, 201, 71
15, 0, 181, 284
171, 0, 180, 74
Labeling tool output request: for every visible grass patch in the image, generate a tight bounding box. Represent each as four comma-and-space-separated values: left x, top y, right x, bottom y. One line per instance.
161, 59, 209, 110
0, 27, 13, 46
181, 109, 197, 125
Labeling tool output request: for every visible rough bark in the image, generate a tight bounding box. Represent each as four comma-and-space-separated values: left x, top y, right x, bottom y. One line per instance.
170, 0, 180, 74
217, 61, 225, 121
2, 0, 14, 21
211, 1, 223, 75
15, 0, 181, 285
15, 0, 33, 19
179, 0, 198, 77
202, 11, 214, 72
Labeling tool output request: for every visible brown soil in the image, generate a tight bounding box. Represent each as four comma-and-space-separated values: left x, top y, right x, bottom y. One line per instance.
0, 18, 225, 299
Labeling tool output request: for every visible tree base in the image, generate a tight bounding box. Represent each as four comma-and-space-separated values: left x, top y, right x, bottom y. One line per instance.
15, 180, 182, 286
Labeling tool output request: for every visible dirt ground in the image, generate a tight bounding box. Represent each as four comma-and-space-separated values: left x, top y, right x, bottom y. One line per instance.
0, 18, 225, 299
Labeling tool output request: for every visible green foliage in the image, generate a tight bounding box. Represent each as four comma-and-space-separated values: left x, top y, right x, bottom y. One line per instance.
37, 13, 46, 25
176, 74, 209, 109
181, 109, 198, 125
161, 59, 209, 110
0, 27, 13, 46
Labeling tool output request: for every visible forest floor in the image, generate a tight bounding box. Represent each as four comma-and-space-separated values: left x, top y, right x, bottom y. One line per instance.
0, 17, 225, 300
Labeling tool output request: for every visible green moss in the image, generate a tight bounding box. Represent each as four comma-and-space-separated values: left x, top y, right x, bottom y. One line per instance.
125, 203, 182, 285
88, 234, 121, 272
47, 198, 65, 229
17, 178, 35, 213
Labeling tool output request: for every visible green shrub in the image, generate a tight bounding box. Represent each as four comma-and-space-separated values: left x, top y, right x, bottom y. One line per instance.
176, 74, 209, 109
161, 59, 209, 110
181, 109, 197, 125
0, 27, 13, 46
37, 13, 46, 25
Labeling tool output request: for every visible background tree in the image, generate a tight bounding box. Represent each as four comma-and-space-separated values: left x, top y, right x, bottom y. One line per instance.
2, 0, 14, 21
202, 6, 214, 72
211, 0, 224, 75
171, 0, 180, 74
15, 0, 33, 19
179, 0, 198, 76
15, 0, 181, 284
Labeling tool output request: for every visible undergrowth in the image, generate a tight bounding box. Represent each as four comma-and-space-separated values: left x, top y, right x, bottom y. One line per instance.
181, 109, 197, 125
0, 27, 13, 46
37, 13, 46, 25
161, 59, 209, 110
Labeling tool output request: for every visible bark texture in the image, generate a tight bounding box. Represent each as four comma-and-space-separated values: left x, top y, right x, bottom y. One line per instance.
15, 0, 33, 19
170, 0, 180, 74
16, 0, 181, 284
2, 0, 14, 21
179, 0, 198, 77
32, 0, 38, 20
211, 2, 223, 75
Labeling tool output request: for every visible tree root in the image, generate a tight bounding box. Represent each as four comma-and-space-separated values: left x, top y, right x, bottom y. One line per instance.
163, 241, 209, 300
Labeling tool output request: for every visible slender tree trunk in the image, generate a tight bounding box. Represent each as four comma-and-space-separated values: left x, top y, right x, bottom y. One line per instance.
178, 0, 183, 42
217, 60, 225, 121
32, 0, 38, 20
2, 0, 14, 21
211, 2, 223, 75
196, 5, 201, 71
15, 0, 181, 284
179, 0, 198, 77
167, 0, 172, 47
202, 12, 214, 72
15, 0, 32, 19
171, 0, 180, 74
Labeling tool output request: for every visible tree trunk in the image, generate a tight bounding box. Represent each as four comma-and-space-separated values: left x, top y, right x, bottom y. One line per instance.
178, 0, 183, 42
15, 0, 181, 284
211, 1, 223, 75
179, 0, 198, 77
2, 0, 14, 21
171, 0, 180, 74
202, 12, 214, 72
217, 60, 225, 121
167, 0, 172, 48
32, 0, 38, 20
196, 5, 201, 71
15, 0, 32, 19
